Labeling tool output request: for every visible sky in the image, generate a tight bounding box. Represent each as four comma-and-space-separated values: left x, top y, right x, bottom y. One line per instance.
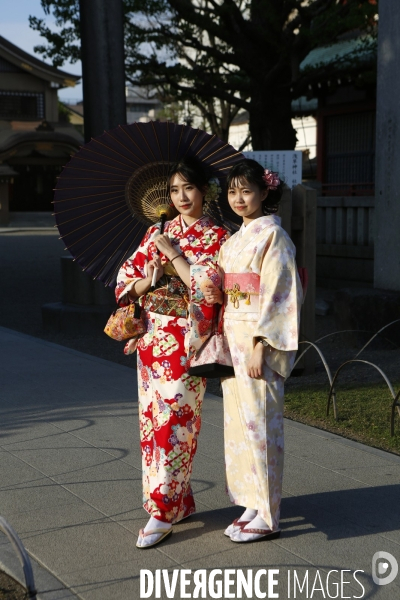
0, 0, 82, 102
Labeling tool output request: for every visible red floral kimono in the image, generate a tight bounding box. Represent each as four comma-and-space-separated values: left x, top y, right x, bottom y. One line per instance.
116, 215, 227, 523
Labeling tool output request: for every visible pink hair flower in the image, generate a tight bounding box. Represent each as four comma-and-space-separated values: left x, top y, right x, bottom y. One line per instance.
262, 169, 280, 190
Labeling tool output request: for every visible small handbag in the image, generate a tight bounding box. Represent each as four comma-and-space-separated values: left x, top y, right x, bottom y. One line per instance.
188, 308, 234, 378
104, 301, 146, 341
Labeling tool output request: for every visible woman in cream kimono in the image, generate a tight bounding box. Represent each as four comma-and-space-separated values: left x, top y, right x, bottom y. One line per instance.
205, 159, 302, 543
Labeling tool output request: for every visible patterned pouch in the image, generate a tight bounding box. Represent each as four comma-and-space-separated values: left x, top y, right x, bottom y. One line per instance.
188, 331, 234, 378
188, 307, 234, 379
104, 302, 146, 341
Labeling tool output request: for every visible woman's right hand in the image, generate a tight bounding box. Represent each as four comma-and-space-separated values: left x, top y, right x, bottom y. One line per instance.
146, 255, 164, 283
127, 256, 164, 300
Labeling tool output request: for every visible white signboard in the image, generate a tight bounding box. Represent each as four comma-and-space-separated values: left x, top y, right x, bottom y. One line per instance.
243, 151, 302, 188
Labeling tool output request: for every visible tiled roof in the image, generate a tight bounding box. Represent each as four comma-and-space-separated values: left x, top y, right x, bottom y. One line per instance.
0, 35, 80, 88
300, 35, 376, 71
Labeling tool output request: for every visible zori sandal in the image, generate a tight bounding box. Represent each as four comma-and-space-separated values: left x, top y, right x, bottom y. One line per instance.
224, 518, 251, 537
230, 527, 281, 543
136, 527, 172, 549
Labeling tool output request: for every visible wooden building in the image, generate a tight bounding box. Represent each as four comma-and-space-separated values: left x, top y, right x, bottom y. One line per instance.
0, 35, 82, 217
298, 33, 376, 196
297, 33, 377, 288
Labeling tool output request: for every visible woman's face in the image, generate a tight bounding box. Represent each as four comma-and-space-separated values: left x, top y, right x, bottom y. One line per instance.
169, 173, 204, 224
227, 177, 268, 224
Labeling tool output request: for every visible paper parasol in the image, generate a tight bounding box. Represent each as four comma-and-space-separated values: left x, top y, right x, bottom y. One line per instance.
53, 121, 243, 286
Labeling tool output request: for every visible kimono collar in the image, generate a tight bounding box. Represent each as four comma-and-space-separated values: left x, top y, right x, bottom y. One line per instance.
179, 214, 213, 236
223, 215, 281, 272
167, 214, 214, 243
239, 215, 281, 237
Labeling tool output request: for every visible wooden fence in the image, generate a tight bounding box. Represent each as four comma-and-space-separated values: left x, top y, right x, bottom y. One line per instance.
316, 196, 374, 288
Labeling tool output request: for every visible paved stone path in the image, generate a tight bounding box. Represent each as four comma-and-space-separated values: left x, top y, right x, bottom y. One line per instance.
1, 327, 400, 599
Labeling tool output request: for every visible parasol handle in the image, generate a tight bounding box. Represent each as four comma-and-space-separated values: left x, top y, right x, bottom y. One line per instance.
150, 212, 167, 291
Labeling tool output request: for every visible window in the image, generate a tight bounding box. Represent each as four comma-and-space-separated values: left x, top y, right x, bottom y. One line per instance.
128, 103, 155, 113
325, 111, 375, 184
0, 91, 44, 120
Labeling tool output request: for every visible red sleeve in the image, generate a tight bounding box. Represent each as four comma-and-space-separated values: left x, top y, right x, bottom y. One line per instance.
115, 224, 159, 306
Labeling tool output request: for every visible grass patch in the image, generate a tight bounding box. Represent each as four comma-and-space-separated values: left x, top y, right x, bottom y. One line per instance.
284, 380, 400, 455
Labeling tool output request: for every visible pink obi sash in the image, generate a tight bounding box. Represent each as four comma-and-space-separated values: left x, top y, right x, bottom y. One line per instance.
224, 273, 260, 312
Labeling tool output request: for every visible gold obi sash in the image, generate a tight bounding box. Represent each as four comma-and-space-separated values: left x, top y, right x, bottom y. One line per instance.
143, 274, 189, 318
224, 273, 260, 313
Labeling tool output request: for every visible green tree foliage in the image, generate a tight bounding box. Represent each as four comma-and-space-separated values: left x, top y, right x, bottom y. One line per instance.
58, 100, 71, 122
29, 0, 81, 66
29, 0, 378, 149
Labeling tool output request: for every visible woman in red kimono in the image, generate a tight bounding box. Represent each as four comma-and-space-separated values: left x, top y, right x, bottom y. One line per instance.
115, 157, 228, 548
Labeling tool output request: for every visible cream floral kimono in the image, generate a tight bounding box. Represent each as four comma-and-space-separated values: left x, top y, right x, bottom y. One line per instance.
219, 215, 302, 531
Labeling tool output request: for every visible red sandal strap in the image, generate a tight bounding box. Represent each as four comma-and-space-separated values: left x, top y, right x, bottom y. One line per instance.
241, 528, 276, 535
232, 519, 251, 528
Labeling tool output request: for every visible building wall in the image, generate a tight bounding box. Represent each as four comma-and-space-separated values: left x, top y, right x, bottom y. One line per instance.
44, 87, 59, 121
126, 109, 158, 124
0, 42, 81, 214
0, 72, 45, 93
293, 116, 317, 160
317, 103, 375, 193
228, 122, 251, 151
0, 72, 59, 121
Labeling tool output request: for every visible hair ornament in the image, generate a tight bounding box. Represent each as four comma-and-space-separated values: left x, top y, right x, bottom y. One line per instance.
262, 169, 280, 190
204, 177, 222, 203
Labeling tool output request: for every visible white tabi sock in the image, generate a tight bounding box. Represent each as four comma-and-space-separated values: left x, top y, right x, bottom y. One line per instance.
230, 514, 277, 542
224, 507, 258, 537
139, 516, 172, 547
144, 516, 171, 533
243, 515, 270, 531
239, 508, 257, 522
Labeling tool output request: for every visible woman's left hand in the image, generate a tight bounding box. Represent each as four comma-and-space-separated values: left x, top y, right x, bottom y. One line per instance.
203, 284, 223, 305
247, 342, 265, 378
153, 233, 175, 259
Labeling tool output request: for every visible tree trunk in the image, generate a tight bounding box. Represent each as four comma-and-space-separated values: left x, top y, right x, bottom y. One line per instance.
248, 86, 297, 150
192, 98, 237, 142
79, 0, 126, 142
